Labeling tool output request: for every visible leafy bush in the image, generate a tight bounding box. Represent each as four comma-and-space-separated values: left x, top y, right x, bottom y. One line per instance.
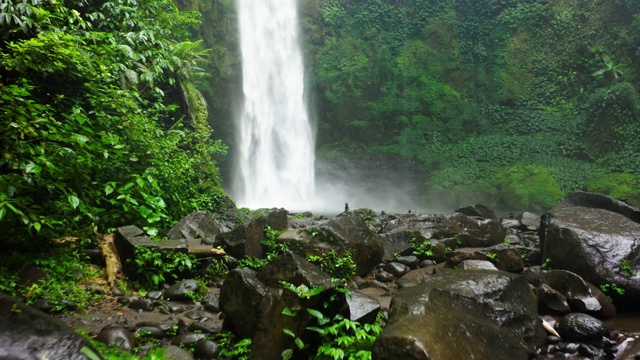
495, 164, 564, 211
132, 247, 197, 289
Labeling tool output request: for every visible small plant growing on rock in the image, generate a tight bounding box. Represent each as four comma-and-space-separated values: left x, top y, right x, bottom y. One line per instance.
619, 259, 636, 278
280, 281, 382, 360
306, 250, 357, 283
600, 283, 625, 301
410, 235, 434, 258
540, 258, 551, 269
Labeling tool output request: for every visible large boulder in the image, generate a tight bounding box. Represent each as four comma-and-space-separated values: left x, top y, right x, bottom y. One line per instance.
219, 252, 337, 360
166, 210, 234, 245
382, 212, 505, 248
277, 211, 384, 276
114, 225, 187, 278
0, 292, 97, 359
523, 269, 615, 318
540, 192, 640, 308
372, 269, 546, 360
215, 208, 288, 259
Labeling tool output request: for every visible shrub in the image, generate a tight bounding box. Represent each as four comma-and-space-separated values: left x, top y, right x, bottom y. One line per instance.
587, 172, 640, 206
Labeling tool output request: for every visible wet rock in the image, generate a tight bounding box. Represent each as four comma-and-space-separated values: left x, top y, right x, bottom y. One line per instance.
382, 212, 505, 248
382, 262, 410, 277
523, 269, 613, 317
215, 208, 288, 259
171, 333, 207, 347
146, 290, 163, 300
129, 298, 155, 312
277, 212, 385, 276
134, 324, 166, 339
163, 344, 195, 360
395, 255, 419, 268
194, 339, 220, 359
540, 192, 640, 309
518, 212, 540, 231
375, 270, 395, 283
373, 269, 546, 359
535, 284, 571, 315
165, 279, 199, 301
345, 290, 381, 324
220, 252, 339, 360
166, 210, 232, 245
379, 231, 414, 261
115, 225, 187, 278
97, 325, 136, 351
455, 204, 497, 219
557, 313, 609, 342
459, 259, 498, 271
202, 291, 220, 313
0, 293, 97, 359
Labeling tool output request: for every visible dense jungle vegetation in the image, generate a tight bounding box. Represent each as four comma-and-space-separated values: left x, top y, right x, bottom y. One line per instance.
300, 0, 640, 210
3, 0, 640, 242
0, 0, 231, 242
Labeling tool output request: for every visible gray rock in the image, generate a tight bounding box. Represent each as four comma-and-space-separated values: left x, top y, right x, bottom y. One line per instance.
379, 231, 415, 261
277, 211, 385, 276
557, 313, 609, 342
382, 213, 505, 248
133, 323, 166, 339
346, 290, 381, 324
165, 279, 199, 301
540, 192, 640, 309
0, 293, 96, 360
163, 344, 195, 360
518, 212, 540, 231
375, 270, 395, 283
115, 225, 187, 278
171, 333, 207, 347
372, 269, 546, 360
203, 291, 220, 313
166, 210, 230, 245
220, 252, 338, 360
194, 339, 220, 359
535, 284, 571, 315
215, 208, 288, 259
523, 269, 608, 316
97, 325, 136, 351
128, 298, 155, 311
382, 262, 410, 277
394, 255, 419, 268
455, 204, 497, 219
459, 260, 499, 271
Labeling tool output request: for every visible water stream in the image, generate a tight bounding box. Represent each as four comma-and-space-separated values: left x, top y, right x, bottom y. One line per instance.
233, 0, 315, 210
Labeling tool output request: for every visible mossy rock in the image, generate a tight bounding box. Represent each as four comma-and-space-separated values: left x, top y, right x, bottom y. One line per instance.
496, 164, 564, 211
587, 173, 640, 207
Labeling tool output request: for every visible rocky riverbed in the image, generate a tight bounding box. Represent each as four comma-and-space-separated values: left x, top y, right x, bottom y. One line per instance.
2, 192, 640, 359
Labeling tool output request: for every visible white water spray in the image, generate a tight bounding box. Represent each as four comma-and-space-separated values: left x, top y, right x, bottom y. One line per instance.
234, 0, 315, 210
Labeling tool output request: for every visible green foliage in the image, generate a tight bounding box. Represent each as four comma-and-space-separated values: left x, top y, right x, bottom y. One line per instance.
495, 164, 564, 211
304, 0, 640, 202
587, 173, 640, 206
540, 258, 551, 269
0, 0, 228, 243
216, 332, 252, 360
619, 259, 636, 278
410, 235, 434, 259
132, 247, 197, 289
306, 249, 357, 283
280, 280, 382, 360
0, 243, 102, 312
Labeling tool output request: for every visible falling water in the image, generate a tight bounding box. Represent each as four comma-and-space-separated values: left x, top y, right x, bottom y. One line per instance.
234, 0, 315, 210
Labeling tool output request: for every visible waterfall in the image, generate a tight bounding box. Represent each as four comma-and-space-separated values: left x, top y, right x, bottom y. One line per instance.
234, 0, 315, 210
